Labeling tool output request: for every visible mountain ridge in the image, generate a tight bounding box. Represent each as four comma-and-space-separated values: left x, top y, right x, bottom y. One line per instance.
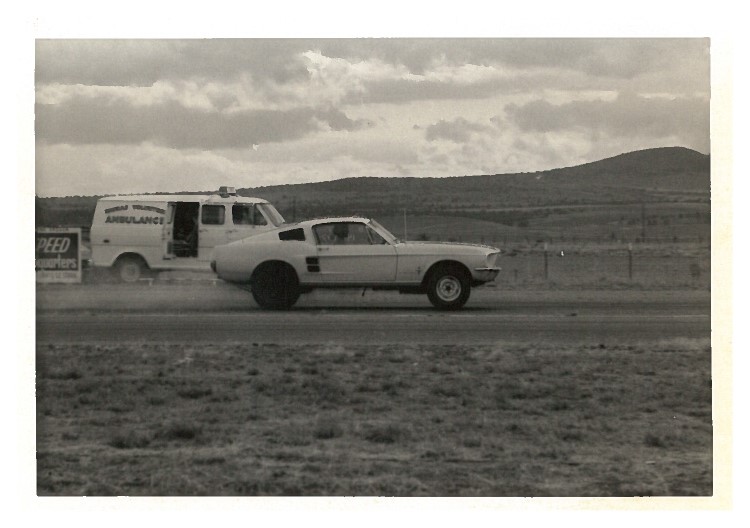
36, 146, 710, 230
234, 146, 710, 222
238, 146, 710, 197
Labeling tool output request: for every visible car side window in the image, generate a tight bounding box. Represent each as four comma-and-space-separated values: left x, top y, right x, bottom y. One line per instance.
313, 223, 372, 245
232, 204, 253, 225
231, 204, 267, 226
313, 224, 340, 244
279, 228, 305, 241
201, 205, 225, 225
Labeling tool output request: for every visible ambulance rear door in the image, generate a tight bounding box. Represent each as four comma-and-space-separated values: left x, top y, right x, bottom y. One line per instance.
162, 202, 176, 259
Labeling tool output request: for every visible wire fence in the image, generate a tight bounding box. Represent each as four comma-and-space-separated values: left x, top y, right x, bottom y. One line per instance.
490, 247, 710, 290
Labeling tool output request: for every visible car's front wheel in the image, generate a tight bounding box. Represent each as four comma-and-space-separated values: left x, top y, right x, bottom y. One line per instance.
251, 262, 301, 310
426, 265, 471, 310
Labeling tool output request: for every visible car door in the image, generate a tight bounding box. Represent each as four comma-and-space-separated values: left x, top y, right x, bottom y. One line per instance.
312, 222, 397, 283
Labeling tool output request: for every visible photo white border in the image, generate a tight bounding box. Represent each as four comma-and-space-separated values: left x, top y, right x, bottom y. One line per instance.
8, 0, 744, 524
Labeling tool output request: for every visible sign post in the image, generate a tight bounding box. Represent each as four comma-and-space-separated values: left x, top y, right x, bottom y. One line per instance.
35, 227, 82, 283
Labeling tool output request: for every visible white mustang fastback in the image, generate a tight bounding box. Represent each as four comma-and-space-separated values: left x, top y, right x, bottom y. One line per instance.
211, 217, 500, 310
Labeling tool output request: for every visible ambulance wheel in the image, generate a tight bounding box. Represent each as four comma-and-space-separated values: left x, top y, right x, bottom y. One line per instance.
114, 255, 148, 283
251, 262, 300, 310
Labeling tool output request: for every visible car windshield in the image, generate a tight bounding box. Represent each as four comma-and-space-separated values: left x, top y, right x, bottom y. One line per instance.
257, 203, 286, 226
368, 219, 400, 244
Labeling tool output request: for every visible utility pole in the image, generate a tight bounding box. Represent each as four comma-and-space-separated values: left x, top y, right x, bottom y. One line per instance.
641, 202, 646, 241
403, 209, 407, 240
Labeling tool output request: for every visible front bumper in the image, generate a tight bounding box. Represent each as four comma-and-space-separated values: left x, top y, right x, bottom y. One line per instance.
473, 267, 501, 282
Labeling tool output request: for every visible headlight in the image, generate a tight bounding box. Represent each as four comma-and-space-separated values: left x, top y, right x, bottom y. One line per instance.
486, 251, 500, 268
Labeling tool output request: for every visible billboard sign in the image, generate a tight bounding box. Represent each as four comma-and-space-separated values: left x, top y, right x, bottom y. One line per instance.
35, 227, 82, 283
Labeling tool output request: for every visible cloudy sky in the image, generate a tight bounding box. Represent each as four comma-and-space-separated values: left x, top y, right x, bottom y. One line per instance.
34, 38, 710, 197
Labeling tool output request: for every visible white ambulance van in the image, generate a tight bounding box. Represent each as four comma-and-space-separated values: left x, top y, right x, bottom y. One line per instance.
90, 187, 285, 282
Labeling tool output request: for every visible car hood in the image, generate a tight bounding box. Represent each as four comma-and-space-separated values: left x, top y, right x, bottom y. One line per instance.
396, 241, 499, 254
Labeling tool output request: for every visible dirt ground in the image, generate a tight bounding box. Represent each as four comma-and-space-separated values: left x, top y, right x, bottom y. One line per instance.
36, 339, 712, 496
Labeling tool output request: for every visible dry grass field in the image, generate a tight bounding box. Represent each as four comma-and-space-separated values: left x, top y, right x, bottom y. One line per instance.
36, 339, 712, 496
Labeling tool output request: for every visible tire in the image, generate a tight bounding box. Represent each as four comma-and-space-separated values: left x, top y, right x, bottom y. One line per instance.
114, 255, 147, 283
251, 263, 300, 310
426, 265, 471, 310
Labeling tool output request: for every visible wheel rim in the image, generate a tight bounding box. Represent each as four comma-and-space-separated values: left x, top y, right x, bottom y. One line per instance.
119, 262, 141, 282
436, 275, 462, 302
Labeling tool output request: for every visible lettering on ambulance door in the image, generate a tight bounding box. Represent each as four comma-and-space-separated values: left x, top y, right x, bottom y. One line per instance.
197, 204, 227, 261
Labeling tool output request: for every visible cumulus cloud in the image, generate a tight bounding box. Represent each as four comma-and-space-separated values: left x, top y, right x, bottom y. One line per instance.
504, 92, 710, 153
342, 77, 507, 105
297, 50, 516, 106
35, 95, 365, 149
252, 135, 419, 165
424, 117, 495, 143
314, 38, 708, 81
345, 42, 706, 105
36, 39, 710, 104
35, 39, 311, 86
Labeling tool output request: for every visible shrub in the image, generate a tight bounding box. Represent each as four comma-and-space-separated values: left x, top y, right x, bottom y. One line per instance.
313, 418, 343, 440
108, 431, 151, 449
177, 387, 213, 399
302, 378, 347, 403
363, 424, 409, 444
644, 433, 666, 448
46, 369, 82, 380
558, 430, 583, 442
462, 437, 482, 448
431, 385, 461, 398
549, 400, 571, 411
147, 395, 167, 406
158, 422, 201, 441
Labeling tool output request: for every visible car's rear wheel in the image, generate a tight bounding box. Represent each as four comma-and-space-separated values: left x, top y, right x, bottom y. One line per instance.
426, 264, 471, 310
251, 263, 301, 310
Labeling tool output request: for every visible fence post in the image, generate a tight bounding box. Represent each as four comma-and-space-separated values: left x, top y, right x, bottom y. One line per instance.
628, 243, 633, 280
544, 242, 549, 281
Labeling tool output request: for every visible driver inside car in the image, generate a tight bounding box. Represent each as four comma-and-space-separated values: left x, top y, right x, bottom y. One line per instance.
332, 223, 349, 244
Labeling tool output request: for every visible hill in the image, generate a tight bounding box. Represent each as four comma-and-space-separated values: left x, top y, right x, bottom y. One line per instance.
36, 147, 710, 244
238, 146, 709, 222
252, 146, 709, 197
